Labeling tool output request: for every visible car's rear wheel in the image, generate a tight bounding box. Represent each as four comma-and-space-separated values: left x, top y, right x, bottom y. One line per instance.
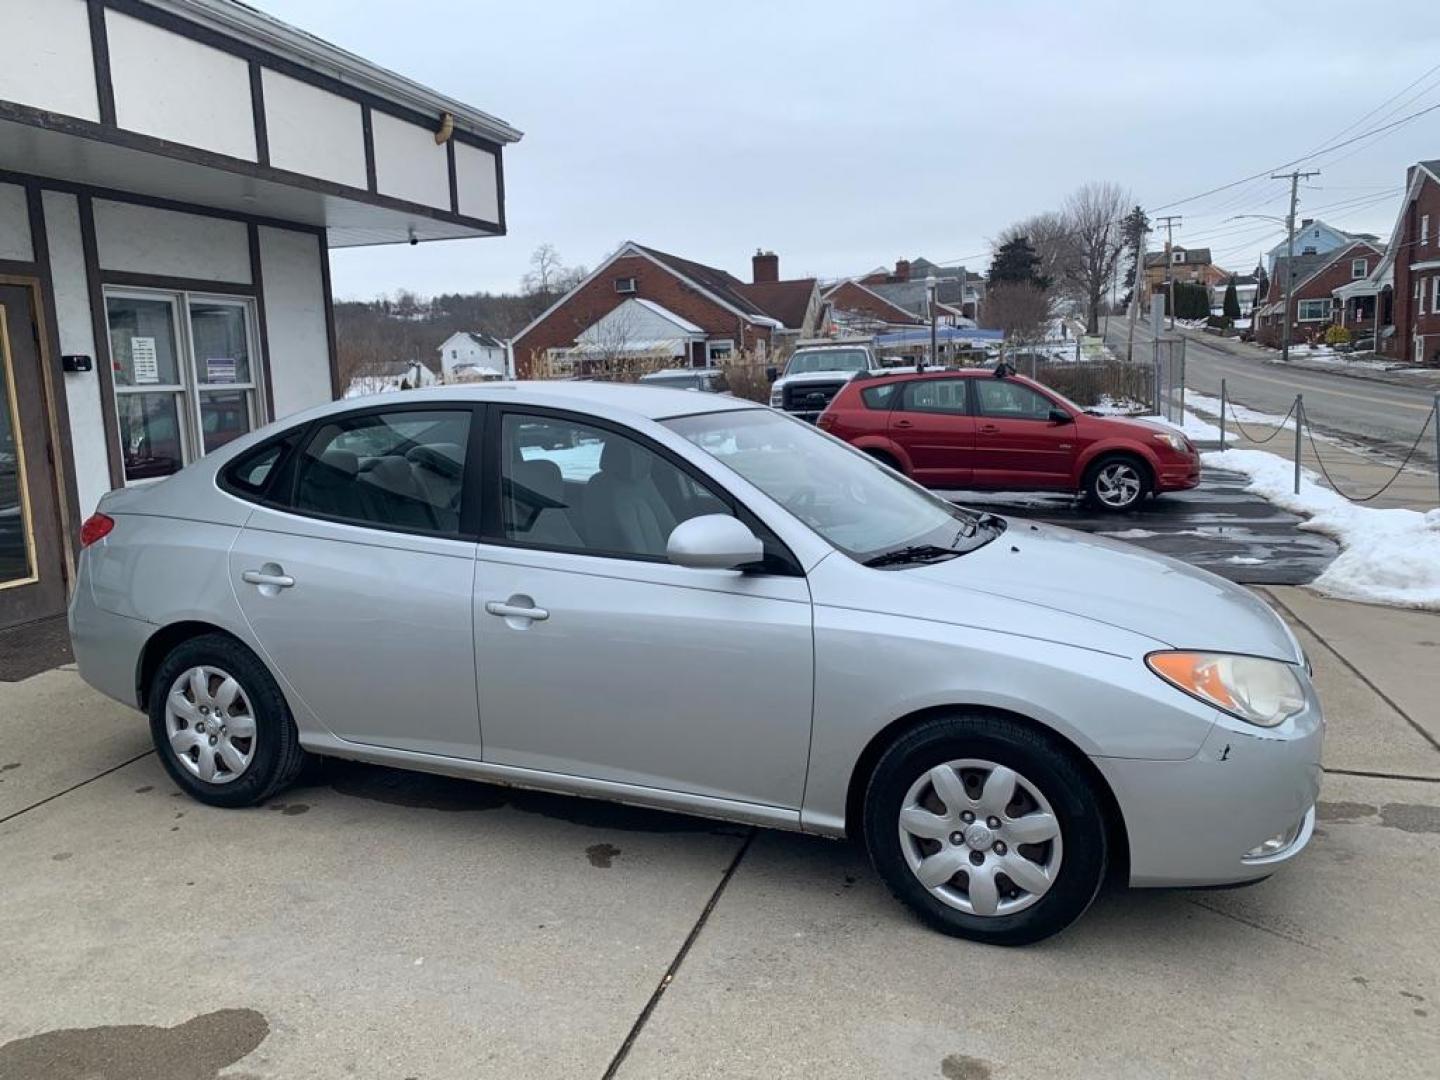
1083, 455, 1149, 512
864, 448, 902, 472
862, 712, 1108, 945
148, 633, 308, 808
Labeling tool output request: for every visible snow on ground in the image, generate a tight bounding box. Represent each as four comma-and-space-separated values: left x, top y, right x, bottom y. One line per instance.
1267, 346, 1405, 372
1185, 391, 1295, 433
1203, 447, 1440, 609
1137, 408, 1222, 442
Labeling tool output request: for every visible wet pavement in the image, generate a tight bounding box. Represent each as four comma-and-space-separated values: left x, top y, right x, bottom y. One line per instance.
939, 468, 1338, 585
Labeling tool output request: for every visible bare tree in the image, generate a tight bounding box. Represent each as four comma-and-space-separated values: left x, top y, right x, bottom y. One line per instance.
995, 212, 1075, 295
978, 283, 1051, 343
521, 243, 569, 296
1060, 181, 1129, 335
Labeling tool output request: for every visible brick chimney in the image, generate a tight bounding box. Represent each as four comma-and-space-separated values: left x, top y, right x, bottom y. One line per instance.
752, 249, 779, 284
893, 259, 911, 282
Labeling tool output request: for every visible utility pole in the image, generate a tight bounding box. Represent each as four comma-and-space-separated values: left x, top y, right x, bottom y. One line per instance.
1273, 169, 1321, 363
1126, 224, 1148, 363
1155, 215, 1183, 329
925, 274, 937, 371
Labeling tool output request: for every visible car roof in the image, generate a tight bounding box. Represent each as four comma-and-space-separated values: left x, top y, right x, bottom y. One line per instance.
328, 380, 756, 422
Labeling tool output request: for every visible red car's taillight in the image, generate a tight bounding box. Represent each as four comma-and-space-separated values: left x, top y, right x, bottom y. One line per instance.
79, 513, 115, 547
816, 412, 836, 431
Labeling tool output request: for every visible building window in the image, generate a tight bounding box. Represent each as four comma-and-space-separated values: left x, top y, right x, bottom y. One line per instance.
1171, 251, 1183, 264
614, 277, 637, 294
1296, 298, 1332, 322
1423, 215, 1431, 246
105, 289, 263, 484
1433, 277, 1440, 314
1351, 258, 1367, 279
706, 339, 735, 365
1419, 280, 1427, 316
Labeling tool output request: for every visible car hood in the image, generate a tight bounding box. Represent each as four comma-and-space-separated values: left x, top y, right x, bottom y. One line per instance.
897, 520, 1302, 661
777, 370, 862, 385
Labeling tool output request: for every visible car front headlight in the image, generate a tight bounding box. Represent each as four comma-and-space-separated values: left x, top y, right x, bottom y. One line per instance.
1152, 431, 1190, 453
1146, 651, 1306, 727
769, 387, 784, 407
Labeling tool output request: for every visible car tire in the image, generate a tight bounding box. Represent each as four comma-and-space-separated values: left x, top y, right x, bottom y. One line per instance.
862, 712, 1108, 945
1082, 454, 1149, 512
148, 632, 308, 808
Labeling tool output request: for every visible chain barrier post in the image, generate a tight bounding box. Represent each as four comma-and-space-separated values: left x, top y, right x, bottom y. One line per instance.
1434, 393, 1439, 507
1219, 378, 1227, 451
1293, 394, 1303, 495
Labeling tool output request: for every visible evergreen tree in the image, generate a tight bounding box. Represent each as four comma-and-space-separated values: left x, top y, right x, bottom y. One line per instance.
1222, 276, 1241, 319
1255, 263, 1270, 304
988, 237, 1051, 291
1117, 205, 1149, 307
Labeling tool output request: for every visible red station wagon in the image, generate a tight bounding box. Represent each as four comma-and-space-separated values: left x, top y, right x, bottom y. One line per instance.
816, 368, 1201, 511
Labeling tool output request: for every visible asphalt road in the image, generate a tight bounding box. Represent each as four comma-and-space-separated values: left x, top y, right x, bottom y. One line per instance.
1103, 318, 1438, 464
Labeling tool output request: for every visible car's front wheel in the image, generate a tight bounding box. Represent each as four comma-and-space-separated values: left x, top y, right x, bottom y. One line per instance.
862, 712, 1108, 945
1083, 455, 1149, 512
148, 633, 308, 808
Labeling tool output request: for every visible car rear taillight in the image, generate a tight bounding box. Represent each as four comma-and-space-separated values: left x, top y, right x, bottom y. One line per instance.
817, 412, 836, 431
79, 513, 115, 548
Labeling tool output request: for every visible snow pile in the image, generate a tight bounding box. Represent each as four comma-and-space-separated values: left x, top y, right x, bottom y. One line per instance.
1186, 391, 1296, 433
1138, 409, 1222, 442
1203, 447, 1440, 609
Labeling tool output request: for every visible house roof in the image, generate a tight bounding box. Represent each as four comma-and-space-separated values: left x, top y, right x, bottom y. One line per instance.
633, 244, 778, 323
1144, 247, 1213, 268
465, 331, 504, 349
733, 279, 817, 330
1273, 240, 1383, 300
869, 278, 968, 315
822, 279, 925, 324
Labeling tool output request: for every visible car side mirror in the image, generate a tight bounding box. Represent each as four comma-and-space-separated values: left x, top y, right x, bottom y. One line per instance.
765, 366, 779, 383
666, 515, 764, 570
1048, 408, 1072, 424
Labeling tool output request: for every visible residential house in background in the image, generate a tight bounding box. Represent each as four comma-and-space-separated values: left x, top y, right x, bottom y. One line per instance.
822, 279, 925, 333
1264, 219, 1379, 276
437, 330, 509, 380
858, 258, 983, 317
510, 244, 823, 376
1143, 246, 1224, 295
1253, 240, 1383, 346
345, 358, 439, 398
1209, 274, 1260, 316
0, 0, 517, 635
1339, 161, 1440, 365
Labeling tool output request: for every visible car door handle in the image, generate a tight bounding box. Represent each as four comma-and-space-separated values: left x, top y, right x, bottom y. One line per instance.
978, 424, 999, 433
241, 569, 295, 588
893, 419, 913, 428
485, 601, 550, 622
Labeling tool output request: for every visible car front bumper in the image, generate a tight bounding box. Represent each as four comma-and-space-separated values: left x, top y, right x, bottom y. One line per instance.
1093, 699, 1323, 887
1156, 456, 1202, 491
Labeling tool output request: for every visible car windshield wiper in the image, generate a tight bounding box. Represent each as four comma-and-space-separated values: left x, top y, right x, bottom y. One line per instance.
863, 544, 960, 568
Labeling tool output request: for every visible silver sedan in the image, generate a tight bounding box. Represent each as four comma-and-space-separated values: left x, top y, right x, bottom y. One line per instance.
69, 382, 1322, 944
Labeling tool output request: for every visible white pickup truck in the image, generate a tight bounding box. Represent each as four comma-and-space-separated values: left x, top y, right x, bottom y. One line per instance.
767, 341, 889, 422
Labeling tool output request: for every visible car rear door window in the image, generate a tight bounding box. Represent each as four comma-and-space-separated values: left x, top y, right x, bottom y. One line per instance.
291, 409, 472, 534
860, 383, 901, 409
973, 380, 1054, 421
901, 378, 970, 414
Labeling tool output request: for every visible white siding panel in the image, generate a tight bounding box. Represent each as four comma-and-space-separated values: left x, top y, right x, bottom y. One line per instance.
454, 142, 499, 223
0, 0, 100, 121
106, 9, 256, 161
0, 184, 32, 261
261, 69, 368, 189
372, 111, 450, 210
93, 200, 251, 283
44, 191, 111, 515
259, 227, 331, 416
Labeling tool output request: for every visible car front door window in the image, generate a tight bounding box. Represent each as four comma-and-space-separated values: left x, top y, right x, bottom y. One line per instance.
974, 380, 1055, 421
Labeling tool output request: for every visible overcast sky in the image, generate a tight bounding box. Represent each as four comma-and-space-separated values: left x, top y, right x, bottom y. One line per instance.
262, 0, 1440, 301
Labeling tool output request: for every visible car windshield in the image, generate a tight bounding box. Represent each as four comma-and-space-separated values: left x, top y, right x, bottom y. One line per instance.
664, 409, 1005, 565
785, 349, 869, 375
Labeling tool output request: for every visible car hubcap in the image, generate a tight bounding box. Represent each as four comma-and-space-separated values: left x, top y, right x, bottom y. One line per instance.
897, 759, 1063, 917
164, 665, 256, 785
1096, 463, 1142, 507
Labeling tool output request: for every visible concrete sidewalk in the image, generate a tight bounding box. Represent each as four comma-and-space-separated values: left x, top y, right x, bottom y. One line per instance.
2, 594, 1438, 1079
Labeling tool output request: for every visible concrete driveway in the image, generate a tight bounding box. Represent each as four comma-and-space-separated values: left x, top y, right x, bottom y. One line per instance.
2, 587, 1438, 1079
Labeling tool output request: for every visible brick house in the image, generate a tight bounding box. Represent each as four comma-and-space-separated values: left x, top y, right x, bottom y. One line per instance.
510, 244, 822, 376
1142, 246, 1224, 294
1254, 240, 1383, 346
822, 279, 925, 331
856, 258, 983, 318
1341, 160, 1440, 365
